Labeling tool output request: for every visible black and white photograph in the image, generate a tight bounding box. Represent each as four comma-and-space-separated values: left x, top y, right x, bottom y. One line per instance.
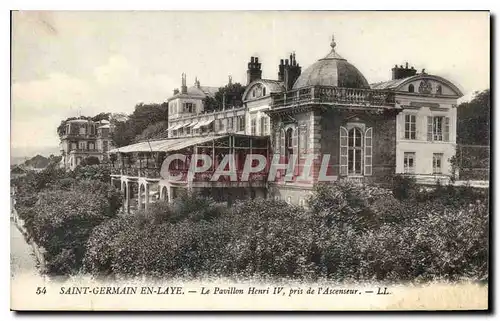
9, 10, 490, 311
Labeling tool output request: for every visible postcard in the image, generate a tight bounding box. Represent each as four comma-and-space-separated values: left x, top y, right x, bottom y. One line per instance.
10, 10, 490, 311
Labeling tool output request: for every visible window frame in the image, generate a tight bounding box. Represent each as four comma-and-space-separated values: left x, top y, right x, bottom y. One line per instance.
404, 114, 417, 140
432, 153, 443, 174
403, 152, 416, 174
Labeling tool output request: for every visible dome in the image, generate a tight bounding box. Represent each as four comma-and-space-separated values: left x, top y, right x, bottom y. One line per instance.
292, 35, 370, 90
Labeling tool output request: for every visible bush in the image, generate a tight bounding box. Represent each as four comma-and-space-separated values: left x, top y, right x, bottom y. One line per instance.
82, 183, 488, 283
391, 174, 418, 200
29, 180, 121, 276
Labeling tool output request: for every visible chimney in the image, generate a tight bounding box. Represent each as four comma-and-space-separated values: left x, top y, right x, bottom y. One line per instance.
278, 59, 285, 81
391, 62, 418, 80
246, 56, 262, 85
283, 52, 301, 90
181, 73, 187, 94
194, 77, 200, 88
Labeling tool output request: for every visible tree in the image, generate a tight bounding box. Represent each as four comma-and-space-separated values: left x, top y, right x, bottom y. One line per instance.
111, 102, 168, 147
457, 89, 490, 145
203, 83, 246, 112
81, 156, 100, 167
91, 112, 111, 122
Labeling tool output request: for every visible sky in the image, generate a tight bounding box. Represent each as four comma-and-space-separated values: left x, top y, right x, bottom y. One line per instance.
11, 11, 490, 158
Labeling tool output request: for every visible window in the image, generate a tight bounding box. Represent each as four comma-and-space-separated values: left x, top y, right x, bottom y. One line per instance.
285, 128, 294, 158
263, 88, 266, 96
348, 128, 363, 175
408, 84, 415, 93
427, 116, 449, 141
219, 119, 225, 132
71, 142, 77, 150
433, 153, 443, 174
79, 125, 86, 135
227, 117, 233, 131
404, 114, 416, 140
286, 196, 292, 204
404, 152, 416, 174
260, 117, 268, 135
299, 125, 307, 154
436, 85, 442, 95
299, 198, 305, 207
184, 102, 194, 113
238, 116, 245, 131
251, 118, 256, 135
88, 142, 95, 151
274, 196, 280, 201
79, 141, 86, 150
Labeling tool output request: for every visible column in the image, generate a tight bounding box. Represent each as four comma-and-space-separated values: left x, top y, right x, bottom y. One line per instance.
138, 183, 143, 209
145, 184, 150, 210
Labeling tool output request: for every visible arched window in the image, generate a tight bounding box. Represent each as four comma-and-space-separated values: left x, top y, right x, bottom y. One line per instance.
263, 87, 266, 96
285, 127, 294, 158
408, 84, 415, 93
436, 84, 442, 95
348, 128, 363, 175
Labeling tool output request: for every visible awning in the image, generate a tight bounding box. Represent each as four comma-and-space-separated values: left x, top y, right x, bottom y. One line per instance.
193, 119, 214, 129
167, 123, 183, 131
109, 135, 226, 154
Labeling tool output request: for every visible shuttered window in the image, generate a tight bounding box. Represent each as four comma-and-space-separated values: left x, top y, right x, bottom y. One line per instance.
364, 127, 373, 176
427, 116, 450, 142
339, 126, 348, 176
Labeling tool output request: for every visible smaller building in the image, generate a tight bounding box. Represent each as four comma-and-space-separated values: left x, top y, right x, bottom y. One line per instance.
59, 118, 114, 170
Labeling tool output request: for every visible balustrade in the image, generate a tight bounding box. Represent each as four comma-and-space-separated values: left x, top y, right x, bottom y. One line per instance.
271, 86, 395, 108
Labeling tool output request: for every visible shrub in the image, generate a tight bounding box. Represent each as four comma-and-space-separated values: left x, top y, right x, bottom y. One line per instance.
391, 174, 418, 200
30, 181, 121, 276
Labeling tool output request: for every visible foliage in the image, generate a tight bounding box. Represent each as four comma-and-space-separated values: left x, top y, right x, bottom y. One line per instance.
391, 174, 418, 200
203, 83, 246, 112
133, 120, 170, 143
83, 182, 488, 282
111, 102, 168, 147
12, 164, 121, 276
31, 183, 121, 275
80, 156, 100, 167
457, 89, 490, 145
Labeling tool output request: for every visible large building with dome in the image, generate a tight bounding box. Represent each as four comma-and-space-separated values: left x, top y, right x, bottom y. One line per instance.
109, 35, 464, 212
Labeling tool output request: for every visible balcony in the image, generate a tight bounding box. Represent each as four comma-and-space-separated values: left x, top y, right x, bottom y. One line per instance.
271, 86, 396, 109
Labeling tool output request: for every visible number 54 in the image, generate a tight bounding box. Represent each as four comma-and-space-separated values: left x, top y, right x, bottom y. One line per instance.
36, 287, 46, 295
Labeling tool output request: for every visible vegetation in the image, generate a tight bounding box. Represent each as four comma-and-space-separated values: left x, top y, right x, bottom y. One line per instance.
203, 83, 246, 112
457, 89, 490, 146
81, 181, 488, 282
111, 102, 168, 147
12, 164, 121, 276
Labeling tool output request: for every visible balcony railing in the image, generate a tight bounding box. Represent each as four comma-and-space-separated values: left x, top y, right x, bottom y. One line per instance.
271, 86, 396, 109
110, 166, 161, 179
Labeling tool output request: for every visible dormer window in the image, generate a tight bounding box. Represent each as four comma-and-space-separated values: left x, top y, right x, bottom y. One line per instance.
436, 85, 442, 95
408, 84, 415, 93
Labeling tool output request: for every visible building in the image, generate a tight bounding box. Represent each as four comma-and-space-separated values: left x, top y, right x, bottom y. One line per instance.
59, 118, 114, 170
109, 34, 463, 210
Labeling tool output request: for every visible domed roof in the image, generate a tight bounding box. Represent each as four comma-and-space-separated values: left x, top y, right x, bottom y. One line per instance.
293, 35, 370, 90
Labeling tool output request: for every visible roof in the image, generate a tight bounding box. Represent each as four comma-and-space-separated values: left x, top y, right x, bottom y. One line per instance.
369, 74, 464, 97
292, 40, 370, 90
370, 77, 411, 90
168, 85, 219, 101
257, 79, 286, 93
109, 135, 227, 154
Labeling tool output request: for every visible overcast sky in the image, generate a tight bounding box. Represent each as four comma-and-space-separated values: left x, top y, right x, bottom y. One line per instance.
11, 11, 489, 157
